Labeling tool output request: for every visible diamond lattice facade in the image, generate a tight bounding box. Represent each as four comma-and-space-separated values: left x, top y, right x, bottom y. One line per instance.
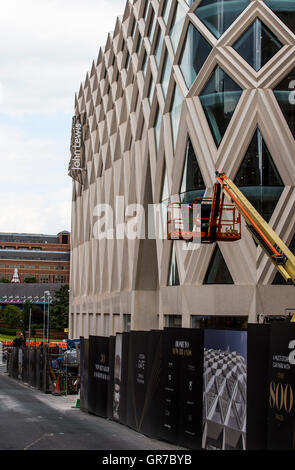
69, 0, 295, 339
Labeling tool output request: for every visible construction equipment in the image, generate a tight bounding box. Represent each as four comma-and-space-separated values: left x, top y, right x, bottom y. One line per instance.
167, 171, 295, 285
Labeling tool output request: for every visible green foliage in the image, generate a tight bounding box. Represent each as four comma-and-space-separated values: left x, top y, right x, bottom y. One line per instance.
0, 305, 22, 327
50, 284, 69, 331
0, 277, 10, 283
23, 276, 37, 283
0, 326, 18, 336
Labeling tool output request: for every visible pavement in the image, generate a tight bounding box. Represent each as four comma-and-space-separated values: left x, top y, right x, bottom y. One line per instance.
0, 363, 185, 451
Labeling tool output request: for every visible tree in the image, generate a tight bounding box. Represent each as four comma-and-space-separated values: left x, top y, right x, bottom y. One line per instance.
0, 305, 22, 327
0, 277, 10, 283
50, 284, 69, 331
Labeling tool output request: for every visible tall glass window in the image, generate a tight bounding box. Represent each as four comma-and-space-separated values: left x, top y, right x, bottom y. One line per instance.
203, 246, 234, 284
161, 50, 172, 98
273, 68, 295, 140
148, 9, 156, 43
233, 19, 283, 72
194, 0, 250, 39
264, 0, 295, 34
170, 3, 186, 52
154, 28, 164, 66
170, 84, 183, 149
179, 23, 212, 89
199, 66, 242, 147
154, 106, 162, 152
234, 128, 284, 222
168, 243, 180, 286
148, 76, 155, 106
180, 138, 205, 202
162, 0, 173, 25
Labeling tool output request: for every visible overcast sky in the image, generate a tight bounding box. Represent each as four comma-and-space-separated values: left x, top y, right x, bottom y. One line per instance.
0, 0, 126, 235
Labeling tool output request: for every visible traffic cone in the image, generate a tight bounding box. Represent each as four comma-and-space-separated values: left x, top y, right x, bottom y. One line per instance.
72, 389, 80, 408
52, 376, 61, 396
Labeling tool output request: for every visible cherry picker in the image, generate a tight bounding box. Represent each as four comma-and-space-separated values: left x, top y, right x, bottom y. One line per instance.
167, 171, 295, 286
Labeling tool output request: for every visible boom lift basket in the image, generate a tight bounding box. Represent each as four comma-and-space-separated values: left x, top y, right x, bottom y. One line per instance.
167, 196, 241, 243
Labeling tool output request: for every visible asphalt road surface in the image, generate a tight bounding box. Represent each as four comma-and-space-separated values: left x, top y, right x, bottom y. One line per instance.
0, 364, 183, 451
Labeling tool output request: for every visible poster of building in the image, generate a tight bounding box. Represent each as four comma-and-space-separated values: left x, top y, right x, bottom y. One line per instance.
203, 329, 247, 450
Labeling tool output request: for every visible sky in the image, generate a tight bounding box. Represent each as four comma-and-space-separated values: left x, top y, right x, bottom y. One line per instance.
0, 0, 126, 235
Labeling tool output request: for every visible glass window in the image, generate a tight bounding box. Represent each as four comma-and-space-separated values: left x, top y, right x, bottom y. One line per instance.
130, 18, 136, 39
168, 243, 180, 286
273, 68, 295, 140
180, 138, 205, 202
233, 19, 283, 72
148, 76, 155, 105
170, 3, 186, 52
154, 28, 164, 66
148, 9, 156, 43
104, 314, 110, 337
179, 22, 212, 89
264, 0, 295, 34
161, 162, 169, 202
162, 0, 172, 24
170, 83, 183, 149
191, 315, 248, 329
123, 313, 131, 332
136, 34, 143, 55
54, 275, 65, 283
39, 275, 50, 283
199, 66, 242, 147
203, 246, 234, 284
142, 52, 148, 77
39, 265, 50, 270
154, 106, 162, 151
184, 0, 194, 6
161, 50, 172, 98
194, 0, 250, 39
165, 315, 182, 327
125, 52, 131, 70
234, 128, 284, 222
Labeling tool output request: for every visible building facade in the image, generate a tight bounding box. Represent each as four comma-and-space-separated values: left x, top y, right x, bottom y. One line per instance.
69, 0, 295, 339
0, 231, 70, 284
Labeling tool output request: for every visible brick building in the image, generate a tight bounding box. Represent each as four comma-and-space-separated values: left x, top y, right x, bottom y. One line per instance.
0, 231, 70, 284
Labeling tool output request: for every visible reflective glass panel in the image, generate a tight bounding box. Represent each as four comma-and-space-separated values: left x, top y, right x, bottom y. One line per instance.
203, 246, 234, 284
195, 0, 250, 39
265, 0, 295, 34
154, 106, 162, 151
233, 19, 283, 72
199, 66, 242, 147
170, 3, 186, 52
163, 0, 173, 24
274, 68, 295, 139
161, 50, 172, 98
170, 84, 183, 149
148, 77, 155, 106
234, 128, 284, 222
180, 138, 205, 202
154, 28, 164, 66
148, 9, 156, 43
179, 22, 212, 89
168, 243, 180, 286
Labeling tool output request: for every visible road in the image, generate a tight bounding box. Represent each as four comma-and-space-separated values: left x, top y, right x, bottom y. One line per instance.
0, 364, 183, 451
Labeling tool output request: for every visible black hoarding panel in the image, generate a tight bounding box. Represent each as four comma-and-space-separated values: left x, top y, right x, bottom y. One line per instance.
80, 337, 85, 411
267, 323, 295, 450
29, 349, 36, 388
113, 332, 129, 425
88, 336, 110, 418
141, 330, 163, 438
82, 339, 89, 412
107, 336, 115, 419
158, 328, 204, 450
246, 324, 270, 450
126, 331, 150, 431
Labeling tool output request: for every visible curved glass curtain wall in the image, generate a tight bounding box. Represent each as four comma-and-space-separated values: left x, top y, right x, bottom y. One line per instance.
264, 0, 295, 34
233, 19, 283, 72
273, 68, 295, 140
179, 22, 212, 89
194, 0, 250, 39
199, 66, 242, 147
234, 128, 284, 222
